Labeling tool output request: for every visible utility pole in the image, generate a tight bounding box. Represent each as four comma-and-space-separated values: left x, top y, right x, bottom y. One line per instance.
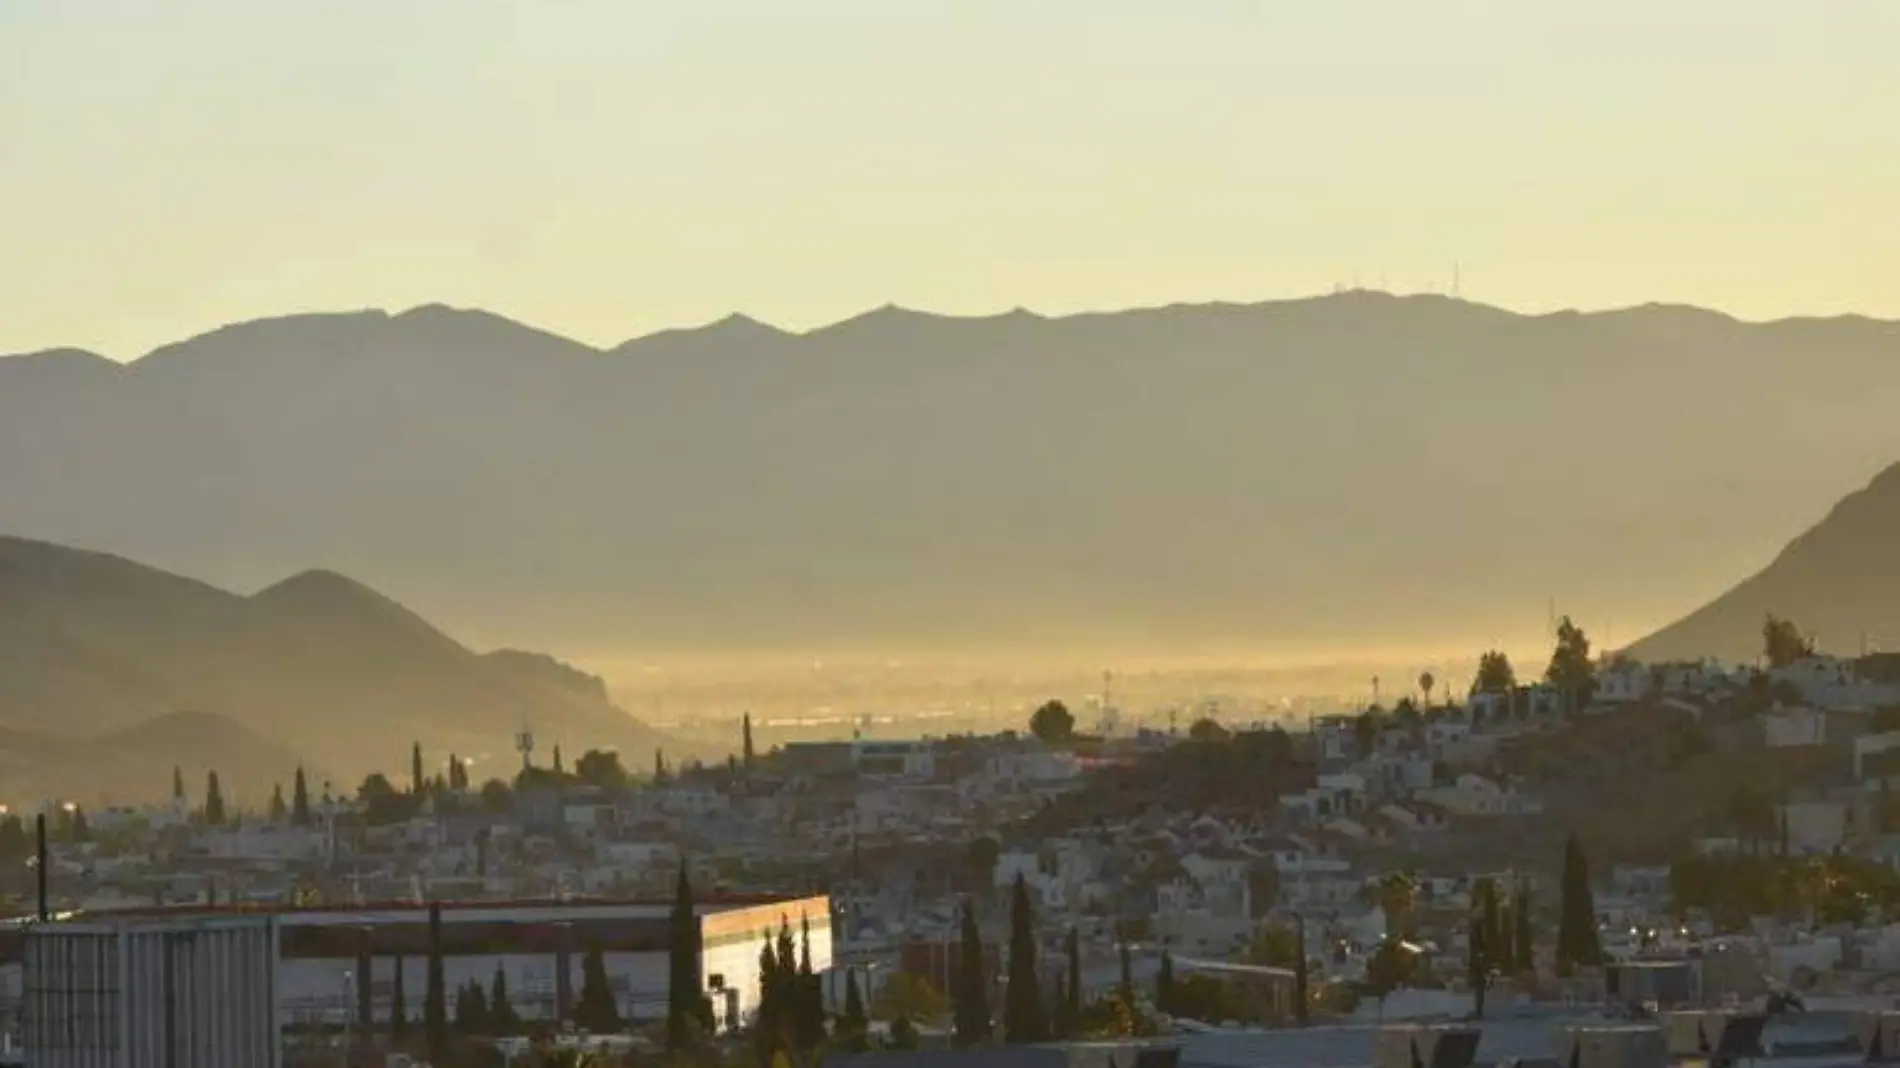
36, 813, 48, 921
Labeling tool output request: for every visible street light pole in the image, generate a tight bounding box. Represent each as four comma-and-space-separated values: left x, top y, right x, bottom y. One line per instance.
35, 813, 48, 921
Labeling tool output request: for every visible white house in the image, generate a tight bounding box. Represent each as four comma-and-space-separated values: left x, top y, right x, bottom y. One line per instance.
1314, 715, 1362, 761
1856, 732, 1900, 780
1781, 799, 1854, 855
853, 740, 936, 779
1772, 656, 1900, 712
1417, 773, 1543, 817
1278, 772, 1368, 821
1596, 661, 1651, 704
1764, 706, 1829, 748
1378, 801, 1450, 835
653, 784, 730, 818
1423, 719, 1474, 756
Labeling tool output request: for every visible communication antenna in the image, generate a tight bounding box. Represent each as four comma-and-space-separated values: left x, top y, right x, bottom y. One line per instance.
515, 727, 536, 770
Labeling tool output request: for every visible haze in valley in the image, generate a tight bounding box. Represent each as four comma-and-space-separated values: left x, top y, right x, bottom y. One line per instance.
3, 3, 1899, 775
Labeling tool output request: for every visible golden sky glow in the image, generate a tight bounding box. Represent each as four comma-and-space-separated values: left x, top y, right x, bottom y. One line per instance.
3, 1, 1896, 357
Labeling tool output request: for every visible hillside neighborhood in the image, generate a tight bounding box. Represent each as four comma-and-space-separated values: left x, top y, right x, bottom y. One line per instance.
13, 617, 1900, 1064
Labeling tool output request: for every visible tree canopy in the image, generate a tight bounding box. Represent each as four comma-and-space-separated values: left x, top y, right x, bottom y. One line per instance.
1475, 651, 1516, 694
1029, 700, 1076, 744
1187, 717, 1231, 744
873, 972, 948, 1023
1763, 615, 1816, 668
1556, 833, 1603, 973
1544, 616, 1596, 710
953, 898, 990, 1045
575, 748, 629, 790
1003, 874, 1047, 1043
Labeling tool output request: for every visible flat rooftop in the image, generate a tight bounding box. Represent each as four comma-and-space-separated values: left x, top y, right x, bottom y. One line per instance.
13, 892, 821, 925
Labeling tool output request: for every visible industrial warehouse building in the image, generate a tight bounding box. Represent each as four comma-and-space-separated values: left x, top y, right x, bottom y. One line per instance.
9, 893, 831, 1067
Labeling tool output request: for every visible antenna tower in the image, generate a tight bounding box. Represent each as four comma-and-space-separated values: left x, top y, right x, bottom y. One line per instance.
514, 727, 535, 770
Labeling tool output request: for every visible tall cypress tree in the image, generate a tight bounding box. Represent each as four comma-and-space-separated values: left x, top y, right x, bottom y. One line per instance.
1513, 882, 1535, 973
1557, 834, 1602, 973
1293, 918, 1310, 1026
354, 935, 373, 1047
268, 784, 287, 823
743, 713, 756, 767
842, 967, 869, 1050
424, 902, 447, 1062
758, 918, 798, 1058
796, 914, 826, 1051
464, 979, 490, 1035
390, 954, 408, 1042
1118, 942, 1134, 1006
1003, 874, 1046, 1043
452, 984, 473, 1034
411, 741, 424, 795
292, 765, 312, 826
1468, 883, 1491, 1020
953, 898, 990, 1046
203, 771, 226, 825
576, 942, 622, 1032
1154, 951, 1176, 1016
172, 765, 185, 803
756, 939, 783, 1066
667, 860, 704, 1049
489, 964, 519, 1036
775, 919, 797, 1026
1065, 928, 1083, 1032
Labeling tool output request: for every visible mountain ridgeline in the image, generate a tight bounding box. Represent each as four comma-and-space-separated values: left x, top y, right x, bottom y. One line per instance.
0, 536, 666, 803
4, 293, 1900, 659
1629, 461, 1900, 664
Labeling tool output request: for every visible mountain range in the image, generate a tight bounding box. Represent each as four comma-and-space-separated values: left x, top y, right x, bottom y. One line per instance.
4, 292, 1899, 663
1628, 461, 1900, 664
0, 711, 305, 813
0, 536, 666, 806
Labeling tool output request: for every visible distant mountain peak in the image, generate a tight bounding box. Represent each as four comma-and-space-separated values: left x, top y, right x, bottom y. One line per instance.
0, 346, 116, 367
252, 568, 413, 619
395, 302, 462, 319
0, 348, 122, 383
697, 312, 793, 344
610, 311, 794, 356
710, 311, 777, 331
813, 302, 925, 332
0, 536, 669, 802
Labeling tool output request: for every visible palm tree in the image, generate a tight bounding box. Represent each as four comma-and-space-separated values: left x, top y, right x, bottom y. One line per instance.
1418, 671, 1436, 709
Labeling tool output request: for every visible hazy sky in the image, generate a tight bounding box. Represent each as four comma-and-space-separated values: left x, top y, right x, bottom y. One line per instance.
3, 1, 1896, 358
